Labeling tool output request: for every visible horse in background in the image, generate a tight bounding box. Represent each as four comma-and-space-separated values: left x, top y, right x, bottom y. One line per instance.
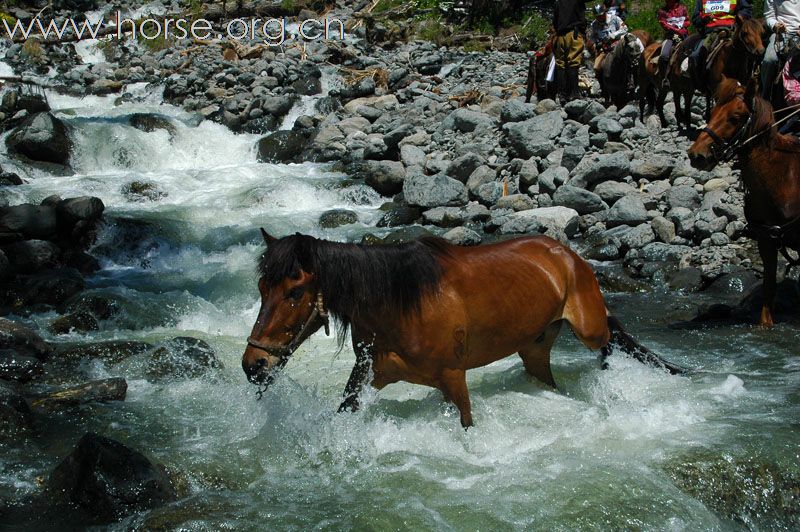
596, 32, 645, 108
688, 78, 800, 326
639, 38, 675, 126
668, 16, 764, 130
243, 232, 684, 428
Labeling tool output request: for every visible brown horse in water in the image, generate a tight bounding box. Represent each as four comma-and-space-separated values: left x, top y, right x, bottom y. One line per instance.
242, 232, 683, 427
688, 78, 800, 326
668, 16, 764, 130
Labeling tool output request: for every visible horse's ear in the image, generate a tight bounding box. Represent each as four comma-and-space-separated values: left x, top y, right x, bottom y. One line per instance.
260, 228, 276, 245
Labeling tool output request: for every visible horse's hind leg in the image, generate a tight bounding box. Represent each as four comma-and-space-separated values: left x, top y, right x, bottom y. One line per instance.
439, 368, 472, 428
518, 320, 562, 388
525, 56, 536, 103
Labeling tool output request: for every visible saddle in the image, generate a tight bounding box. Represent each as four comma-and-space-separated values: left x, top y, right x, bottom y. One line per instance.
671, 34, 700, 74
704, 30, 731, 71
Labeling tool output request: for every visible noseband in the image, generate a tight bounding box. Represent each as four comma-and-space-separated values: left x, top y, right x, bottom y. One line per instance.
247, 292, 331, 362
701, 112, 753, 164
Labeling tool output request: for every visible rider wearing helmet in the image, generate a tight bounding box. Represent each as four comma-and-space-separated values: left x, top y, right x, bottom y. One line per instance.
761, 0, 800, 99
591, 4, 628, 73
604, 0, 628, 21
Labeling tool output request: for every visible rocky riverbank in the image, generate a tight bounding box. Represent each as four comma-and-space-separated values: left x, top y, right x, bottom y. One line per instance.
1, 0, 799, 526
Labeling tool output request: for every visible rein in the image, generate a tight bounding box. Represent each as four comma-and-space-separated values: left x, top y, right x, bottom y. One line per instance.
247, 292, 330, 399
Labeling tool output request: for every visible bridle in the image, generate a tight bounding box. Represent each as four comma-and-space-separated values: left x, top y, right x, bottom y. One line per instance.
247, 292, 330, 397
701, 109, 753, 164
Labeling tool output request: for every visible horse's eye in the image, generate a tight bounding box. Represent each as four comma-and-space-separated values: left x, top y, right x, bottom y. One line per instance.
286, 287, 304, 301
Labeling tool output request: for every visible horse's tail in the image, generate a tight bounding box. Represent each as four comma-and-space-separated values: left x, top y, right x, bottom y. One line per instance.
601, 316, 687, 374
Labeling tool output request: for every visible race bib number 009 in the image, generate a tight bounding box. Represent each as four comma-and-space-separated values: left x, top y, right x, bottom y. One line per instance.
704, 0, 731, 13
667, 16, 686, 27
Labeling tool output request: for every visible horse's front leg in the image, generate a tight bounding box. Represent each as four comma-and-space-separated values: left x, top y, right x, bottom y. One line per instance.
440, 369, 472, 429
338, 341, 373, 412
758, 238, 778, 327
525, 55, 536, 103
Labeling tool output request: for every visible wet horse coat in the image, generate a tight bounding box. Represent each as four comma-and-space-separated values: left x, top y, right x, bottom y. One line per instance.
243, 234, 682, 427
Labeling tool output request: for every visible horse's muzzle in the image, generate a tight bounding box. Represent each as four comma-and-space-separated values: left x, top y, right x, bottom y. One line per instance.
688, 151, 716, 171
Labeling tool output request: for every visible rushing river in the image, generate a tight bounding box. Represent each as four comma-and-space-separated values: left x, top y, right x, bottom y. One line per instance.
0, 81, 798, 531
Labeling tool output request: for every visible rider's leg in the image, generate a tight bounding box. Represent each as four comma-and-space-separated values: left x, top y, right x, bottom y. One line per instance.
761, 33, 780, 100
659, 37, 673, 73
565, 31, 584, 101
554, 33, 568, 102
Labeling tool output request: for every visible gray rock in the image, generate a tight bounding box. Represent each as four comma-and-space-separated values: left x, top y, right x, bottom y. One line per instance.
495, 194, 536, 211
605, 194, 648, 227
441, 108, 495, 133
501, 206, 580, 237
564, 99, 589, 120
640, 242, 692, 262
403, 172, 468, 208
538, 166, 569, 195
668, 267, 704, 292
500, 100, 537, 123
262, 95, 295, 116
518, 157, 539, 189
667, 185, 701, 210
376, 204, 421, 227
553, 185, 608, 214
503, 111, 563, 159
474, 182, 503, 205
596, 117, 623, 138
359, 160, 406, 196
619, 224, 656, 249
423, 206, 463, 227
129, 114, 176, 136
447, 153, 485, 183
580, 101, 606, 123
443, 226, 482, 246
631, 156, 675, 180
466, 164, 497, 193
569, 151, 630, 189
651, 215, 677, 243
400, 144, 426, 168
593, 180, 636, 205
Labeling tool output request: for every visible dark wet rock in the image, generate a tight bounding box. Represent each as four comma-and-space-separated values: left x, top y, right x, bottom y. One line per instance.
552, 185, 607, 215
129, 114, 177, 136
668, 267, 704, 292
618, 224, 656, 250
702, 270, 760, 300
0, 349, 43, 383
48, 432, 176, 521
48, 311, 99, 335
0, 250, 9, 282
56, 341, 153, 365
376, 204, 421, 228
8, 268, 86, 308
403, 171, 468, 208
56, 196, 105, 224
3, 239, 61, 272
0, 171, 23, 186
2, 91, 49, 116
362, 226, 435, 245
594, 265, 652, 292
0, 204, 58, 240
358, 160, 406, 196
319, 209, 358, 228
145, 337, 221, 382
666, 453, 799, 529
121, 181, 166, 202
60, 293, 119, 321
0, 380, 30, 436
31, 378, 127, 411
6, 112, 72, 166
0, 318, 51, 360
257, 130, 309, 163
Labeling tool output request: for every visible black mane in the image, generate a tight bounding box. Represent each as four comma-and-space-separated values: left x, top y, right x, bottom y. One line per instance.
257, 234, 450, 331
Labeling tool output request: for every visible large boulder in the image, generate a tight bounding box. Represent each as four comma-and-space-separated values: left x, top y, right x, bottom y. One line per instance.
0, 204, 58, 240
48, 432, 177, 521
605, 194, 649, 227
145, 337, 221, 382
440, 108, 495, 133
3, 239, 61, 272
6, 112, 71, 166
503, 111, 564, 159
403, 172, 468, 208
0, 318, 52, 359
500, 206, 580, 237
569, 151, 631, 189
257, 130, 309, 163
447, 153, 485, 183
552, 185, 608, 214
56, 196, 104, 225
500, 100, 537, 123
358, 160, 406, 196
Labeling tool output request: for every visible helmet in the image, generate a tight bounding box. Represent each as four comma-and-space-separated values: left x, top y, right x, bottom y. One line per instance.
593, 4, 606, 16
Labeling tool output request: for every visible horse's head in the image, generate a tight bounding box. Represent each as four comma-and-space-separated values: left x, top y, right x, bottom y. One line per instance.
688, 77, 755, 170
622, 32, 644, 61
735, 15, 765, 56
242, 230, 330, 387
